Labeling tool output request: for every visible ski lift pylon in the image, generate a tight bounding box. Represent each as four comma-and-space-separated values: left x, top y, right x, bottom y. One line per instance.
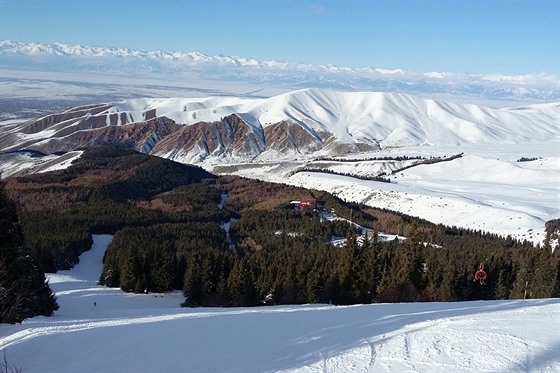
474, 262, 487, 284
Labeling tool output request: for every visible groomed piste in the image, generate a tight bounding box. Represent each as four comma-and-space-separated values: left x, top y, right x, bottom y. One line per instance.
1, 235, 559, 372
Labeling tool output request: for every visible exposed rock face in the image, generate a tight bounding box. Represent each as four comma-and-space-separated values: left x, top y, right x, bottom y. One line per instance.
264, 121, 329, 154
151, 114, 266, 162
0, 108, 348, 163
1, 115, 180, 155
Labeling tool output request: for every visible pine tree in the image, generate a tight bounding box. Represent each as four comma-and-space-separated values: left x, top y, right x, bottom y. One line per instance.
336, 230, 358, 305
494, 268, 508, 300
150, 249, 174, 293
359, 231, 379, 303
531, 248, 559, 298
305, 272, 320, 304
120, 248, 141, 292
183, 254, 203, 307
227, 258, 246, 306
375, 247, 394, 302
404, 223, 425, 290
0, 182, 58, 323
385, 224, 424, 301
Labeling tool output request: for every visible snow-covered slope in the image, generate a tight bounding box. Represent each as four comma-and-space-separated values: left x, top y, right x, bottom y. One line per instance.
1, 89, 558, 162
1, 235, 559, 372
1, 89, 558, 244
226, 141, 559, 245
81, 90, 560, 149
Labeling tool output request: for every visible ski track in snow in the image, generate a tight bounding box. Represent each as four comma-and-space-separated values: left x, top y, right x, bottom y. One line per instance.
1, 235, 560, 372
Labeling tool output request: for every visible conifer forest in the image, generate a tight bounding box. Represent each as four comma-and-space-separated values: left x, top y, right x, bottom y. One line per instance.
1, 146, 559, 322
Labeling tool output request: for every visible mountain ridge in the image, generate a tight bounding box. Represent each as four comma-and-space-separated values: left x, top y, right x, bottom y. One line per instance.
2, 40, 558, 103
1, 89, 557, 167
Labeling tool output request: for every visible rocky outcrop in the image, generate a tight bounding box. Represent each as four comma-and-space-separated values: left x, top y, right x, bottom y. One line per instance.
1, 110, 347, 163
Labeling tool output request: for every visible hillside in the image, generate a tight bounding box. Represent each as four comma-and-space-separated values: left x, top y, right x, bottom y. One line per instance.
2, 146, 220, 271
1, 235, 559, 372
1, 89, 558, 245
1, 90, 557, 166
3, 146, 559, 311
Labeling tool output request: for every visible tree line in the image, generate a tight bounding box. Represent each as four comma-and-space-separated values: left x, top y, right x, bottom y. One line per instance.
2, 145, 558, 323
0, 183, 58, 323
100, 210, 560, 307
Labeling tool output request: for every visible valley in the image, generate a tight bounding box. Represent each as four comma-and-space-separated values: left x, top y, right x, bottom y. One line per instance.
1, 89, 558, 245
2, 145, 557, 312
2, 6, 558, 372
215, 142, 558, 244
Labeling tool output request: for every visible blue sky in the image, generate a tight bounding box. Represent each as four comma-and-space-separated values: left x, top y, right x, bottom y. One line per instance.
1, 0, 558, 75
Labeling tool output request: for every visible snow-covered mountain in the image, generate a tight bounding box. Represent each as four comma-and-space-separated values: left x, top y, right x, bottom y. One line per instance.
2, 40, 558, 103
0, 39, 264, 66
1, 89, 558, 245
1, 89, 557, 163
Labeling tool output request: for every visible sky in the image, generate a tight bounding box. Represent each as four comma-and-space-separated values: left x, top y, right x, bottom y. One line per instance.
0, 0, 559, 75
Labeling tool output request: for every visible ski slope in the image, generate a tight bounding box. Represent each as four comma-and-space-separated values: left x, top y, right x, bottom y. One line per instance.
1, 235, 559, 372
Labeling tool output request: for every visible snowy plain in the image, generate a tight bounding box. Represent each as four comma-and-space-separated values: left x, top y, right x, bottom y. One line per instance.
1, 235, 559, 372
2, 39, 559, 107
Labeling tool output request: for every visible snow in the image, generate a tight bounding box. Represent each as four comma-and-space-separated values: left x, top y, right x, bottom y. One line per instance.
224, 139, 559, 245
0, 151, 83, 178
1, 235, 559, 372
2, 39, 558, 105
2, 89, 556, 244
13, 89, 550, 158
217, 192, 237, 250
200, 99, 556, 245
98, 90, 559, 149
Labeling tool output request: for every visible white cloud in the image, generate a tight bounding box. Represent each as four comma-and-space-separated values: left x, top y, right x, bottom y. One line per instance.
309, 4, 326, 13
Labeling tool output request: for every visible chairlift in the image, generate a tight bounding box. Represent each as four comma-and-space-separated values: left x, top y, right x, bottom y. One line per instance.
474, 262, 487, 285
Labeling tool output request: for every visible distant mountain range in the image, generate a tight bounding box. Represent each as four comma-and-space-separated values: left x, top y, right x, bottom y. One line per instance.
1, 89, 557, 167
1, 40, 558, 103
